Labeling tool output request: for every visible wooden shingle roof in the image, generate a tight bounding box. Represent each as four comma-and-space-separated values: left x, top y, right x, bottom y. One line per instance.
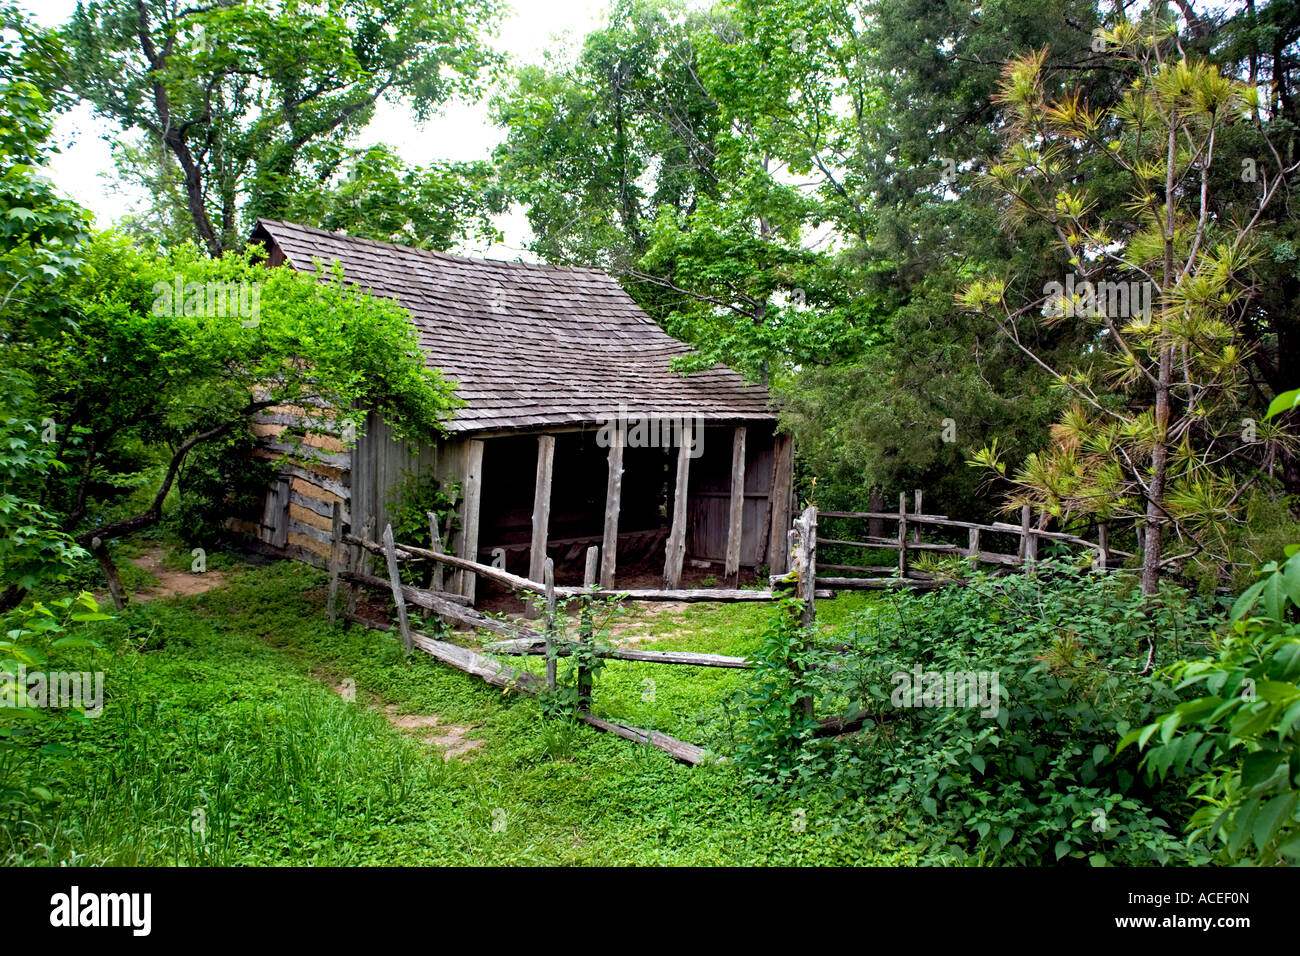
252, 219, 776, 435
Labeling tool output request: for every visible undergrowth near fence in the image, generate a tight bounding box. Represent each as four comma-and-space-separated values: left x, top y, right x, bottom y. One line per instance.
735, 559, 1224, 865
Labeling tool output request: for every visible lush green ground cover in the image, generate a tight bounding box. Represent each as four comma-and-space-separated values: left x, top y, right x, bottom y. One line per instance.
4, 553, 914, 866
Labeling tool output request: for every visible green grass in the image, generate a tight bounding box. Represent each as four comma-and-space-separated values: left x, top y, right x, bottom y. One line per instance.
3, 557, 913, 866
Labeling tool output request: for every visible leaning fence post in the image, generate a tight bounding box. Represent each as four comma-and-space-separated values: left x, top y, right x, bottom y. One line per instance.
543, 557, 557, 692
327, 501, 343, 626
382, 523, 413, 655
578, 546, 599, 709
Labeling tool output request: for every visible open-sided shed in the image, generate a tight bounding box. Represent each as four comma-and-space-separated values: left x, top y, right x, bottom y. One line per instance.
241, 219, 793, 599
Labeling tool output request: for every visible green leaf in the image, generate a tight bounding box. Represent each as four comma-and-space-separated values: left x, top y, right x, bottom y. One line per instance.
1264, 388, 1300, 420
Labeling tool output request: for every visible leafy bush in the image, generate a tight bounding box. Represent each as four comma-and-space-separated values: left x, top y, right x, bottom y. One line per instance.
384, 470, 460, 552
1126, 547, 1300, 864
0, 593, 110, 829
736, 559, 1218, 864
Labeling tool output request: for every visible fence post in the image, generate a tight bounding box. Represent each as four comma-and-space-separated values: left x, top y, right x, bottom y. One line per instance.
382, 523, 413, 655
327, 501, 343, 626
1019, 504, 1029, 564
1096, 521, 1110, 571
543, 557, 557, 692
967, 525, 980, 564
913, 489, 923, 543
427, 511, 445, 592
578, 546, 599, 709
345, 516, 373, 622
790, 505, 817, 720
897, 493, 909, 577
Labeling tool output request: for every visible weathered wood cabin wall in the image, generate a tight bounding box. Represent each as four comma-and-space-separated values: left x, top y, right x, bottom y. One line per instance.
225, 399, 354, 568
238, 411, 794, 585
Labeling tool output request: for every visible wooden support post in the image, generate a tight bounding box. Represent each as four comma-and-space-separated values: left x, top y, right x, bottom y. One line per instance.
663, 422, 692, 589
526, 435, 556, 619
724, 426, 747, 588
600, 433, 623, 589
767, 432, 794, 574
459, 439, 484, 602
382, 523, 413, 655
578, 545, 598, 708
912, 489, 923, 543
897, 493, 909, 577
327, 501, 344, 626
967, 526, 980, 562
543, 557, 557, 692
345, 517, 372, 621
1096, 521, 1110, 571
427, 511, 445, 592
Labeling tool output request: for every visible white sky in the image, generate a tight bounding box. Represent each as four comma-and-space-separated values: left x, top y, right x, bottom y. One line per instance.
23, 0, 615, 259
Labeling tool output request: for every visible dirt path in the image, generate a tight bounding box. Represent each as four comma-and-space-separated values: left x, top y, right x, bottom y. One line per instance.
128, 548, 228, 600
318, 672, 484, 762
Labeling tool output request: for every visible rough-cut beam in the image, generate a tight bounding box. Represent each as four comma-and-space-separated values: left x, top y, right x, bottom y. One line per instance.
576, 713, 709, 765
663, 423, 692, 589
724, 426, 746, 587
767, 433, 794, 574
459, 439, 485, 601
526, 435, 555, 620
600, 435, 623, 589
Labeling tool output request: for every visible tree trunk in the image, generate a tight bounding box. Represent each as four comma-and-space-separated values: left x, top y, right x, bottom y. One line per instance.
90, 537, 128, 610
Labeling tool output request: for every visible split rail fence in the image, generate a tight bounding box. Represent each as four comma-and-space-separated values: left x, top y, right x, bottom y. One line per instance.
323, 506, 835, 764
320, 491, 1121, 762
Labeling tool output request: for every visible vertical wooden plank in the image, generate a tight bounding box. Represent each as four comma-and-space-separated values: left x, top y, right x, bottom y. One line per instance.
458, 439, 485, 602
600, 434, 623, 589
1096, 521, 1110, 571
327, 501, 343, 626
382, 524, 413, 655
426, 511, 445, 592
578, 545, 599, 708
345, 516, 372, 620
967, 526, 980, 560
912, 489, 923, 543
766, 432, 794, 574
724, 426, 747, 587
662, 422, 692, 589
526, 435, 556, 619
897, 492, 909, 577
543, 557, 557, 691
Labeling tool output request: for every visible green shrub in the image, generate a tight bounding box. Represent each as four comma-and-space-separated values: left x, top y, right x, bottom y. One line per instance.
1126, 546, 1300, 864
737, 559, 1218, 864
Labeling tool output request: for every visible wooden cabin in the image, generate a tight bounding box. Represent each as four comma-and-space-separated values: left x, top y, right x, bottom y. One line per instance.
237, 219, 793, 600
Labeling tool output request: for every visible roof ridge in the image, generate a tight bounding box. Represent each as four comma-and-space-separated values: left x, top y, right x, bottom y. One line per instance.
255, 218, 613, 278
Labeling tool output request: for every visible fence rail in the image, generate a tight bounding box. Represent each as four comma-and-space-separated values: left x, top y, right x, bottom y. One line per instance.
806, 491, 1127, 589
325, 492, 1119, 761
328, 509, 816, 765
